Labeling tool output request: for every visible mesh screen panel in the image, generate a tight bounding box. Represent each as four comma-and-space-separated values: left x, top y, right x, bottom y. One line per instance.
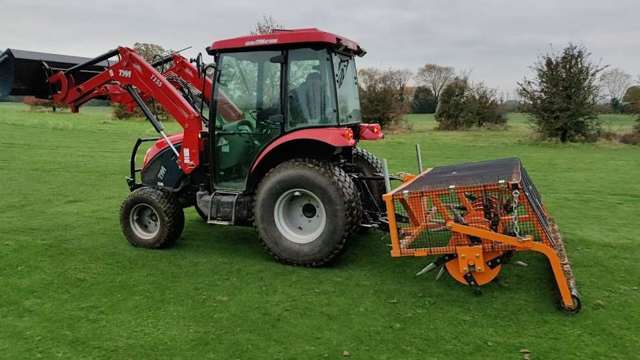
388, 158, 554, 257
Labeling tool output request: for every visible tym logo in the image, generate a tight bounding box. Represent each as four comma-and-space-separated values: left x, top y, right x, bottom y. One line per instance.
157, 165, 167, 180
150, 74, 162, 87
118, 69, 132, 78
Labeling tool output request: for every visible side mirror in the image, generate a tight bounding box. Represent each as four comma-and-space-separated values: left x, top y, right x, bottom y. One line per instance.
192, 53, 203, 77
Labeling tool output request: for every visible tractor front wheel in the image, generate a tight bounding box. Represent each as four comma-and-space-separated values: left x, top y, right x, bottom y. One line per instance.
120, 187, 184, 249
255, 159, 362, 266
195, 205, 208, 222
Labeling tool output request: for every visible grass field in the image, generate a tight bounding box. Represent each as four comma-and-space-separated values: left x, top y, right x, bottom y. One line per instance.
1, 102, 639, 359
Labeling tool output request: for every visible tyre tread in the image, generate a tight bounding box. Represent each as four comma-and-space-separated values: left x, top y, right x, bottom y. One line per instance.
120, 187, 184, 249
254, 158, 362, 267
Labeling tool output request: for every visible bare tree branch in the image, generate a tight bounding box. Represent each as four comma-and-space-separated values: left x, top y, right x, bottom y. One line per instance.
415, 64, 455, 104
600, 68, 633, 101
252, 15, 284, 35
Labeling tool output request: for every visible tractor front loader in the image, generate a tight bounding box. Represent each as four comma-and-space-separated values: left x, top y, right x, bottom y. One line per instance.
0, 28, 580, 312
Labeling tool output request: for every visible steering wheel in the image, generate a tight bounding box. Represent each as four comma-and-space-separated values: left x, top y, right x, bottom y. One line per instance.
236, 119, 254, 132
221, 118, 254, 133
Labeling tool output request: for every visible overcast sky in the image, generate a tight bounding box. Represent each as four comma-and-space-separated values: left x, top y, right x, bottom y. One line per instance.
2, 0, 639, 95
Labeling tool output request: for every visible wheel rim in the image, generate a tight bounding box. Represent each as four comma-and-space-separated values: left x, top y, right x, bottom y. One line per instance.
130, 203, 160, 240
274, 188, 326, 244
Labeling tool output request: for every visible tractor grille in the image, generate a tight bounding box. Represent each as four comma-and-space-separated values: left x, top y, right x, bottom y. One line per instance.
386, 158, 555, 257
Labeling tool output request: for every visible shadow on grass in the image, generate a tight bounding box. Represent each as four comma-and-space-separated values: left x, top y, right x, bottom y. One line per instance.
129, 209, 569, 313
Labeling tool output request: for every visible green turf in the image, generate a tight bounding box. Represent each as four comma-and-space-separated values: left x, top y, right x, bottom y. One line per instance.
1, 103, 639, 359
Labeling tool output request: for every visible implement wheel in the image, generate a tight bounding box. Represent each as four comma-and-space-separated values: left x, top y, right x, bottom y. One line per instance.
561, 295, 582, 314
120, 187, 184, 249
254, 158, 361, 266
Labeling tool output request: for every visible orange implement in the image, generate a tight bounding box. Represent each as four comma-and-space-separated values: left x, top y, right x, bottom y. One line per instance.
384, 158, 581, 313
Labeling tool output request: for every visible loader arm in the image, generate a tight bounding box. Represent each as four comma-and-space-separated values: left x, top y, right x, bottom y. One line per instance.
163, 54, 212, 99
84, 52, 243, 122
115, 54, 212, 110
48, 47, 202, 174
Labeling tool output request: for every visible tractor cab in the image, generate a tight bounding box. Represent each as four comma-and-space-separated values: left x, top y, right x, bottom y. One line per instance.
206, 28, 367, 190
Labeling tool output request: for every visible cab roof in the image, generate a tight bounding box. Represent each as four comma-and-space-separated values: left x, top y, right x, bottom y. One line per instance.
207, 28, 365, 56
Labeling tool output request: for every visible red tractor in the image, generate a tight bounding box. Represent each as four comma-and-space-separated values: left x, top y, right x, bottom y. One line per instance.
121, 29, 387, 265
0, 29, 387, 265
0, 28, 581, 311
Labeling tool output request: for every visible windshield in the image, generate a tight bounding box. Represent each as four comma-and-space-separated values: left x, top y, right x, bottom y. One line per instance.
214, 51, 281, 127
332, 53, 361, 124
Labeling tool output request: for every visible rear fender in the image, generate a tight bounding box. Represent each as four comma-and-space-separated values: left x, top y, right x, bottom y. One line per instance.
246, 127, 357, 191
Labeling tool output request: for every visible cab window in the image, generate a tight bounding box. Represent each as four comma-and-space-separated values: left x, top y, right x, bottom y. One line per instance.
213, 51, 282, 190
215, 51, 281, 127
287, 48, 337, 130
333, 53, 361, 124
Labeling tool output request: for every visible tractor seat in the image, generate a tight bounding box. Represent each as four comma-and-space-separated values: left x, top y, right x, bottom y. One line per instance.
291, 72, 324, 124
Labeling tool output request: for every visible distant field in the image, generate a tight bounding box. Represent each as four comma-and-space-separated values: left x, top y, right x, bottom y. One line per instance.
1, 103, 639, 359
405, 112, 637, 134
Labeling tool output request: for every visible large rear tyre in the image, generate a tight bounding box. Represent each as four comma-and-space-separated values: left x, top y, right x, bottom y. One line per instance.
254, 158, 362, 266
120, 187, 184, 249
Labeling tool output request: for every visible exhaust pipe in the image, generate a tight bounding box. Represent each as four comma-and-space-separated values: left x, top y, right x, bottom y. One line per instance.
0, 48, 109, 99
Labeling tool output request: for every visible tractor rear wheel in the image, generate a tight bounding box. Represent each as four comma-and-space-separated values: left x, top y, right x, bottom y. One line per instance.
120, 187, 184, 249
254, 158, 362, 266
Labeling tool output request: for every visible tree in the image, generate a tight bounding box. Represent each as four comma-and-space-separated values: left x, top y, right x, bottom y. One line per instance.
396, 69, 413, 104
133, 43, 167, 62
623, 86, 640, 102
358, 68, 410, 129
600, 68, 632, 113
518, 44, 605, 142
114, 43, 168, 119
252, 15, 284, 35
609, 97, 625, 114
465, 83, 507, 128
600, 68, 632, 101
434, 78, 469, 129
435, 78, 506, 130
623, 86, 640, 112
415, 64, 455, 106
411, 86, 437, 113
